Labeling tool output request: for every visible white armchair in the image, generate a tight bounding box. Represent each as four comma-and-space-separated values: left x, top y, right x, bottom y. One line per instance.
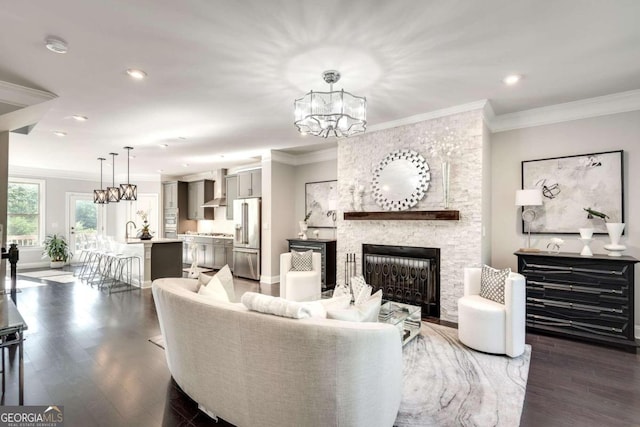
457, 267, 526, 357
279, 252, 322, 301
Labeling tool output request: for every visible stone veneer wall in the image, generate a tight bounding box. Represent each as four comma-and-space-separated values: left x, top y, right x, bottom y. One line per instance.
336, 109, 486, 322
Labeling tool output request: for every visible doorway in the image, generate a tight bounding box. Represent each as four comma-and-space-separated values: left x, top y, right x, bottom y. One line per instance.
66, 193, 105, 263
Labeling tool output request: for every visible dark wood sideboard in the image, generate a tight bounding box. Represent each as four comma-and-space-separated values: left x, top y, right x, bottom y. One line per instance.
515, 251, 638, 352
287, 239, 336, 290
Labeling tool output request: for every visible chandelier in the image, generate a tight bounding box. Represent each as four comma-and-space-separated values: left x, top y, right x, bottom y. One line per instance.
294, 70, 366, 138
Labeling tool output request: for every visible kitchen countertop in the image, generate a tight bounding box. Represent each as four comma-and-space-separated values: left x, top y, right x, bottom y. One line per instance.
177, 234, 233, 240
123, 238, 183, 244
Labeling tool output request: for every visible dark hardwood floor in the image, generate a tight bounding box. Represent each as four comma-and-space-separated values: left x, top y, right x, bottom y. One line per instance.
2, 269, 639, 426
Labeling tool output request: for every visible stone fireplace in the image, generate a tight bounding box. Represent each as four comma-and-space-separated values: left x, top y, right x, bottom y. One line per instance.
363, 244, 440, 317
336, 108, 490, 322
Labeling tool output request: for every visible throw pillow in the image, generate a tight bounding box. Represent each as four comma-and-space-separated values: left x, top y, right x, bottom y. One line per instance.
197, 273, 231, 302
350, 275, 367, 302
479, 265, 511, 304
352, 278, 372, 306
215, 265, 235, 301
319, 294, 352, 311
241, 292, 325, 319
332, 283, 350, 298
197, 265, 236, 301
327, 290, 383, 323
290, 250, 313, 271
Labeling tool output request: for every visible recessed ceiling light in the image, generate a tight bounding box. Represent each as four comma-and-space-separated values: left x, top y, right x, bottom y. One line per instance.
71, 115, 88, 122
182, 163, 190, 167
503, 74, 522, 85
53, 131, 67, 137
178, 136, 187, 140
159, 143, 169, 148
157, 169, 164, 173
126, 68, 147, 79
45, 36, 68, 54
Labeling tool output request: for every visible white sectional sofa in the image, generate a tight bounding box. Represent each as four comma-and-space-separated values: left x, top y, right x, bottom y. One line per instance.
152, 278, 403, 427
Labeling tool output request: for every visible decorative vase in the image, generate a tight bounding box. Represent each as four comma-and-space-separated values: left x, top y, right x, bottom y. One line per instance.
140, 229, 153, 240
50, 261, 65, 269
604, 223, 626, 257
578, 228, 594, 239
442, 161, 450, 209
299, 221, 308, 240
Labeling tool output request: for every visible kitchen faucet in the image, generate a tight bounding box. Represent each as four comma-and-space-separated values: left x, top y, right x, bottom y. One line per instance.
125, 221, 137, 240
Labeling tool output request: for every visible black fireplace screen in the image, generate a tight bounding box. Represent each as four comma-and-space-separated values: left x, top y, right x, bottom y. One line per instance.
363, 244, 440, 318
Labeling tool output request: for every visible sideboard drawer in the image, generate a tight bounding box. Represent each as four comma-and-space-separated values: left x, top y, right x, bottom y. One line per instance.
516, 251, 638, 352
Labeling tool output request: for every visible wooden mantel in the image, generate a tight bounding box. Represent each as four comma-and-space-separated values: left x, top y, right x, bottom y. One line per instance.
343, 210, 460, 221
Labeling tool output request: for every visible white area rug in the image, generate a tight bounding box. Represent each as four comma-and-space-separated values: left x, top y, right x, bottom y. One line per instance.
40, 275, 77, 283
19, 270, 72, 278
395, 323, 531, 427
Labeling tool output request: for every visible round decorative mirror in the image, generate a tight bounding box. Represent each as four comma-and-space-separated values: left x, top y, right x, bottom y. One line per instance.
372, 149, 430, 211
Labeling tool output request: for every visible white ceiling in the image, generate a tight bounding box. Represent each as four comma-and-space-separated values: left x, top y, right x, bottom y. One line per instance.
1, 0, 639, 179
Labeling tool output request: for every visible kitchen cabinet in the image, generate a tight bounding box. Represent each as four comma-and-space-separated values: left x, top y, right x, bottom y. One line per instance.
163, 182, 177, 209
212, 239, 227, 269
163, 181, 189, 210
187, 180, 214, 220
516, 251, 638, 352
195, 241, 214, 268
237, 169, 261, 198
225, 175, 238, 220
225, 243, 233, 271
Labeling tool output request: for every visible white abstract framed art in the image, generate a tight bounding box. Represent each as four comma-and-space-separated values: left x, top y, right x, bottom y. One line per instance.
305, 180, 338, 228
521, 150, 624, 234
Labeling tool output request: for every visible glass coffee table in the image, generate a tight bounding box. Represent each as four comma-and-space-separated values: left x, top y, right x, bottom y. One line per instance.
317, 290, 422, 346
378, 301, 421, 346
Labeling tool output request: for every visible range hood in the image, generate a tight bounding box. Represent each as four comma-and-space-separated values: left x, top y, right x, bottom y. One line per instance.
202, 168, 227, 207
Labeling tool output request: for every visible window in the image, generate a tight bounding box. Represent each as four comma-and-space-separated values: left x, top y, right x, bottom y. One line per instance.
7, 178, 45, 247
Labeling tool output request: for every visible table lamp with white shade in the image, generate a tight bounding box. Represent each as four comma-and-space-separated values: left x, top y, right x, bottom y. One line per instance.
515, 189, 543, 252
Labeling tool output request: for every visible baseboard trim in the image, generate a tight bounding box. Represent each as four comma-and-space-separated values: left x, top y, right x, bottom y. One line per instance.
635, 325, 640, 340
260, 275, 280, 285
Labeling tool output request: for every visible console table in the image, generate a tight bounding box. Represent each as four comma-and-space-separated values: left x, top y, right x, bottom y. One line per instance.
0, 295, 27, 404
515, 251, 638, 352
287, 239, 336, 290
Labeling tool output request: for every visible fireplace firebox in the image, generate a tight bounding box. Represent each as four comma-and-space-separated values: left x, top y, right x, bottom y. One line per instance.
362, 244, 440, 318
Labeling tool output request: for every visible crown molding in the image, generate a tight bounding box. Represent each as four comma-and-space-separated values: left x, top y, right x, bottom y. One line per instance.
0, 80, 57, 108
269, 151, 297, 165
367, 99, 489, 133
490, 89, 640, 133
268, 148, 337, 166
9, 165, 159, 182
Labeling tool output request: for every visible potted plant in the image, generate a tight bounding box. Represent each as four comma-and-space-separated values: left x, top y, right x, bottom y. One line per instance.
42, 234, 73, 268
137, 210, 153, 240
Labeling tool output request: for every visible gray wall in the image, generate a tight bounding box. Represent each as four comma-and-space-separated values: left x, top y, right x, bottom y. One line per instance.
294, 159, 338, 240
490, 110, 640, 335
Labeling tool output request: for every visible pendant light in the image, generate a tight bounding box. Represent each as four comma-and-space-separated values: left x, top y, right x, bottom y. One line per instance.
119, 146, 137, 201
107, 152, 120, 202
94, 157, 108, 204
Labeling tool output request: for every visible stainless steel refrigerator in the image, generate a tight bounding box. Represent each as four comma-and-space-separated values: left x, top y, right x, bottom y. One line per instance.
233, 198, 261, 280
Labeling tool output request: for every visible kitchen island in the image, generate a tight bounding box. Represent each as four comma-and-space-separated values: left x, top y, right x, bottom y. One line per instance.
115, 238, 183, 288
